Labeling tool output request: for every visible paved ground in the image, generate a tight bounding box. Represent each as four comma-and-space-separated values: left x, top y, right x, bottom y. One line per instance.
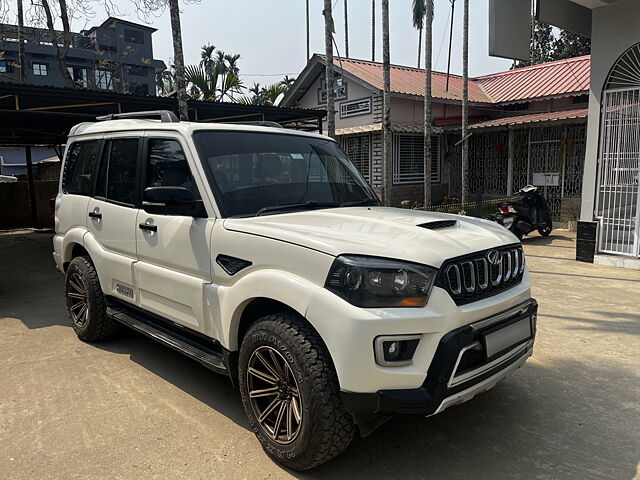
0, 229, 639, 480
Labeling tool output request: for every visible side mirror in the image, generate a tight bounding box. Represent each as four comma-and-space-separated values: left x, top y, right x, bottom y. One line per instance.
142, 186, 206, 217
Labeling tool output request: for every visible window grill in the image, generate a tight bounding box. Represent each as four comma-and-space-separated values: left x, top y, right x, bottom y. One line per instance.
393, 134, 440, 185
342, 134, 371, 182
340, 98, 371, 118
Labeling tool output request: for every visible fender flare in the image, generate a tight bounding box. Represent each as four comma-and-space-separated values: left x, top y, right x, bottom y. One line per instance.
215, 269, 325, 351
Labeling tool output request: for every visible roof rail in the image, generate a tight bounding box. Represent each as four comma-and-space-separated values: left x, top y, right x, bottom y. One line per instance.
96, 110, 179, 123
227, 120, 284, 129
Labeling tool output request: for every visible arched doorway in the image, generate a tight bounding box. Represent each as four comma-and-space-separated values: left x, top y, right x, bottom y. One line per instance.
596, 44, 640, 257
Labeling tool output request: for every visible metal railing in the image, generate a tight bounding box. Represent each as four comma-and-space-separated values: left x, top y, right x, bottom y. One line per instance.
402, 197, 513, 220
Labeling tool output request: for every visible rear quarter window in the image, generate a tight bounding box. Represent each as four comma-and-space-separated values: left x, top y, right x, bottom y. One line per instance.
62, 140, 99, 195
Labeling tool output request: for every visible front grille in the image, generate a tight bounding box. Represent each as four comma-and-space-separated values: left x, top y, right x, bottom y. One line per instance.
436, 244, 525, 305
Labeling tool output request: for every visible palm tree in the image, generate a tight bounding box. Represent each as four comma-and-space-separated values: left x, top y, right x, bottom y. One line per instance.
461, 0, 469, 205
281, 75, 297, 88
344, 0, 349, 58
382, 0, 391, 205
17, 0, 26, 83
412, 0, 425, 68
168, 0, 189, 119
423, 0, 434, 207
371, 0, 376, 61
200, 44, 216, 71
323, 0, 336, 138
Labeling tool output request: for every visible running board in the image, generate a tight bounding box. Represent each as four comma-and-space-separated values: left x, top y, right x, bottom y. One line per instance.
107, 306, 227, 374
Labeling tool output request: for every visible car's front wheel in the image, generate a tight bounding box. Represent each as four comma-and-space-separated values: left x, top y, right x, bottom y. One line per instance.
238, 312, 355, 470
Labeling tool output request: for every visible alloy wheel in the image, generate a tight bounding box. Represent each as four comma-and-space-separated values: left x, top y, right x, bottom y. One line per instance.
67, 272, 90, 327
247, 346, 303, 445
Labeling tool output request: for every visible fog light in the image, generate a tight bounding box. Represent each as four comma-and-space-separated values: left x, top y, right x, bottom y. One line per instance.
374, 335, 421, 367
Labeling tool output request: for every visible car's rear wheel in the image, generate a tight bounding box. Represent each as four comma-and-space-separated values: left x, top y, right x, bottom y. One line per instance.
238, 312, 355, 470
65, 256, 118, 341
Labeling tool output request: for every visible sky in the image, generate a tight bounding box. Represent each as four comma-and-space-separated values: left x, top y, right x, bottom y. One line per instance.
19, 0, 515, 86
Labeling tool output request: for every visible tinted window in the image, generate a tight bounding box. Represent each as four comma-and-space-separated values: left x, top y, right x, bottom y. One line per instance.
194, 131, 376, 217
146, 139, 200, 199
62, 140, 99, 195
95, 138, 139, 205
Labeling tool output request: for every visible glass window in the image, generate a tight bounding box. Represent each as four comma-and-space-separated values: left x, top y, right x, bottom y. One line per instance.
62, 141, 99, 195
67, 66, 88, 86
146, 139, 199, 199
124, 29, 144, 44
342, 134, 371, 182
96, 139, 139, 205
95, 69, 113, 90
393, 135, 440, 185
194, 131, 377, 217
33, 62, 48, 76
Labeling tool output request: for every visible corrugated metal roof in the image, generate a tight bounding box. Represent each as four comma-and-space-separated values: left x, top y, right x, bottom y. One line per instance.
469, 108, 588, 129
331, 57, 493, 103
475, 56, 590, 103
328, 55, 590, 105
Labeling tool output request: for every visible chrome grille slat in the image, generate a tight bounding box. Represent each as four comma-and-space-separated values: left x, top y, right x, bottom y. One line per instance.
436, 245, 525, 305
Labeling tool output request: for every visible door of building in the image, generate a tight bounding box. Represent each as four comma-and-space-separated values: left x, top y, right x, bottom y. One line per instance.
596, 87, 640, 257
528, 140, 563, 220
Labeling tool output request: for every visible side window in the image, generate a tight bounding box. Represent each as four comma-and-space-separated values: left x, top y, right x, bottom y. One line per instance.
95, 138, 139, 205
62, 140, 99, 195
146, 138, 200, 199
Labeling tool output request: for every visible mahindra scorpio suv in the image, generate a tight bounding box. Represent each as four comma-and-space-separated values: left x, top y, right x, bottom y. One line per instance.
53, 111, 537, 470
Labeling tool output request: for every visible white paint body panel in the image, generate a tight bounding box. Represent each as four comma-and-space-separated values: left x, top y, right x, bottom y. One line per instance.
55, 120, 532, 394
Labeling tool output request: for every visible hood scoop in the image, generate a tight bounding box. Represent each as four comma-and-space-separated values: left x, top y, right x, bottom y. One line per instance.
417, 220, 458, 230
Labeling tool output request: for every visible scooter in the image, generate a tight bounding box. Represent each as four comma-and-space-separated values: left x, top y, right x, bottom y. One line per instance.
499, 185, 553, 240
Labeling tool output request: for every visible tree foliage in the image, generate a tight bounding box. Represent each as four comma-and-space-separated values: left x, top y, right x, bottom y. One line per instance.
512, 20, 591, 69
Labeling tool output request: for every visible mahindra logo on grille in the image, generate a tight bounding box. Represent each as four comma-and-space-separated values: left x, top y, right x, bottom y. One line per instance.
487, 250, 503, 265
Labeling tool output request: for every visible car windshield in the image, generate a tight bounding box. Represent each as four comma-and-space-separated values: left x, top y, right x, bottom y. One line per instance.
193, 130, 379, 217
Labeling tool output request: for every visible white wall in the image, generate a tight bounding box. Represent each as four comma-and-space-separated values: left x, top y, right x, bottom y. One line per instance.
581, 0, 640, 221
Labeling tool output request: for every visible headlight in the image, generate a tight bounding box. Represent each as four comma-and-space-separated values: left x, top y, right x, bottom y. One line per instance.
325, 255, 437, 307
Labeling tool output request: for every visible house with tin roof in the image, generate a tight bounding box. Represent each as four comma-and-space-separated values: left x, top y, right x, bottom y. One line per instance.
282, 54, 590, 221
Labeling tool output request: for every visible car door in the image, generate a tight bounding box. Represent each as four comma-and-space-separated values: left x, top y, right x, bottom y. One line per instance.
134, 134, 214, 335
86, 135, 141, 303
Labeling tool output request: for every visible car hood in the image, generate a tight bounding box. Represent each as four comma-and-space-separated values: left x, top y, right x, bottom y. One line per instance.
223, 207, 519, 267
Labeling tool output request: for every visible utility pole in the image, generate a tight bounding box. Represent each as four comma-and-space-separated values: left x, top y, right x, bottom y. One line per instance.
382, 0, 391, 205
306, 0, 310, 61
344, 0, 349, 58
461, 0, 469, 205
371, 0, 376, 61
17, 0, 26, 84
323, 0, 336, 138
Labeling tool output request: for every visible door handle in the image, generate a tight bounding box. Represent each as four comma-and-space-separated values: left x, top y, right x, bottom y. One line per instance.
139, 222, 157, 232
88, 211, 102, 219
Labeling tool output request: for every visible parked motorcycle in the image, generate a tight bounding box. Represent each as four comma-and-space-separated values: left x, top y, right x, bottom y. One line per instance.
499, 185, 553, 240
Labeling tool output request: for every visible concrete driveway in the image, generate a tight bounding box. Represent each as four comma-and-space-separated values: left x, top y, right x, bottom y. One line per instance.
1, 229, 638, 480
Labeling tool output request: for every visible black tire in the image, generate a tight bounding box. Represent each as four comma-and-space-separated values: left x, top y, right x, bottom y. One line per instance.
538, 221, 552, 237
65, 256, 118, 342
238, 312, 355, 470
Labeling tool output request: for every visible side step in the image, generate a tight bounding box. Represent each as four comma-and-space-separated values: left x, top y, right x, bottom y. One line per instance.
107, 306, 227, 375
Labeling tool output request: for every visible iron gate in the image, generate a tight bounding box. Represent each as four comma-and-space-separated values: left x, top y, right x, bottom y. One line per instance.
596, 88, 640, 257
528, 140, 563, 220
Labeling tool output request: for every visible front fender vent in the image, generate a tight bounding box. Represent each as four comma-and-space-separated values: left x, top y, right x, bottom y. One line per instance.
216, 255, 252, 276
418, 220, 458, 230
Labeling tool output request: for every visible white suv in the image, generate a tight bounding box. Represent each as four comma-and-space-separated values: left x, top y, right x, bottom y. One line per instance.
53, 111, 537, 470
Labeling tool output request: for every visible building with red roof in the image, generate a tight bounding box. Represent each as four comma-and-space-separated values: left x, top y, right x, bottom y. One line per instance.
282, 54, 590, 220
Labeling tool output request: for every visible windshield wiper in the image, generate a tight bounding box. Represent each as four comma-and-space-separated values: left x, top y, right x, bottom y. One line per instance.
255, 201, 339, 216
339, 199, 380, 207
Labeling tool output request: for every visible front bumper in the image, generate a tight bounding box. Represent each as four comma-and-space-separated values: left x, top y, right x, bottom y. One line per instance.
342, 298, 537, 417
